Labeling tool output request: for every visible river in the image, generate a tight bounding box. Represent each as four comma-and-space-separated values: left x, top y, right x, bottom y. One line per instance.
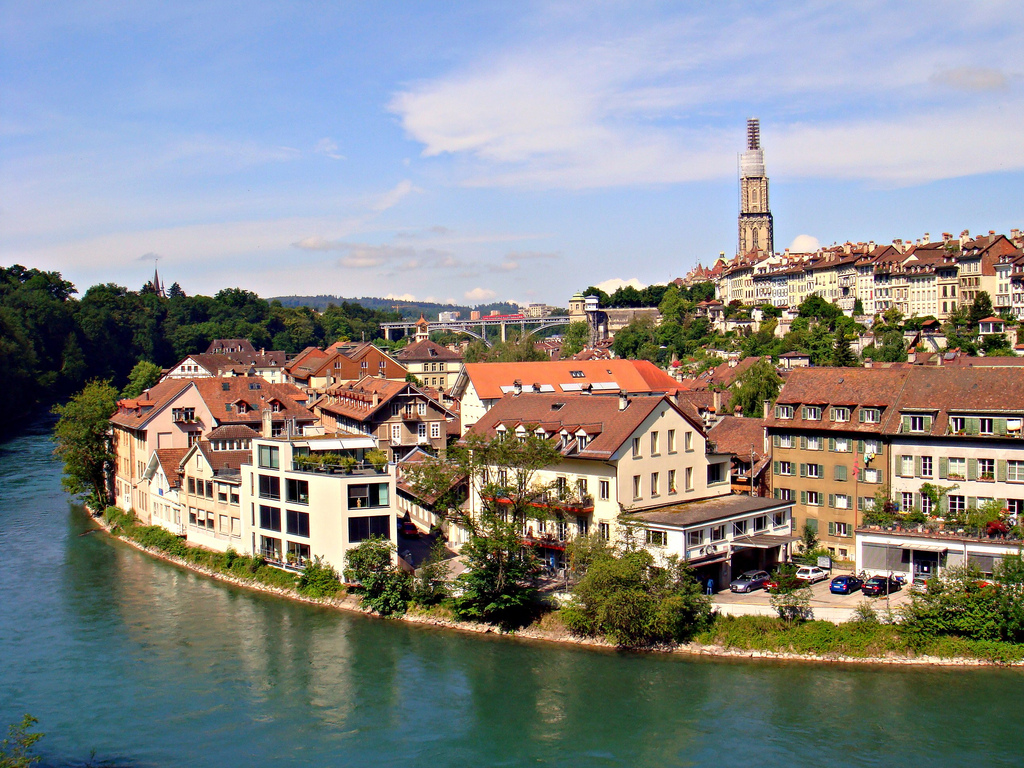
2, 423, 1023, 767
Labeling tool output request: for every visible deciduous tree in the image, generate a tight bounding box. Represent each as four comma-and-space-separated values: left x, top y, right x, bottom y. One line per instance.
51, 380, 119, 508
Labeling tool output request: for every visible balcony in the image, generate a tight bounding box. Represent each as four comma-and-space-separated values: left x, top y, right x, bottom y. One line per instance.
290, 456, 389, 477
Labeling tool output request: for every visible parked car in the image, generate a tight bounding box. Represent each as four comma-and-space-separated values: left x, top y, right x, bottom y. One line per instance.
910, 576, 930, 594
829, 575, 864, 595
398, 519, 420, 537
862, 575, 902, 597
730, 570, 770, 593
795, 566, 829, 583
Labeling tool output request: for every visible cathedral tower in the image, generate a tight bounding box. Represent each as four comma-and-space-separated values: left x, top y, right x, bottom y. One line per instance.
737, 118, 773, 256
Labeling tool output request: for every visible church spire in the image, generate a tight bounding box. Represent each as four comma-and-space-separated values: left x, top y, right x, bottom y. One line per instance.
737, 118, 774, 256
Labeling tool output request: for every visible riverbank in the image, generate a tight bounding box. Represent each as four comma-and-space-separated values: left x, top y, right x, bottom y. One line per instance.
90, 510, 1024, 668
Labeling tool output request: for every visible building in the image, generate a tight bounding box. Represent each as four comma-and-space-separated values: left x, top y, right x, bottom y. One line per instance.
451, 359, 684, 434
738, 118, 773, 256
164, 340, 288, 383
394, 339, 464, 391
311, 377, 456, 461
284, 342, 407, 391
177, 437, 250, 551
462, 391, 734, 569
241, 434, 398, 571
856, 526, 1022, 582
707, 415, 771, 497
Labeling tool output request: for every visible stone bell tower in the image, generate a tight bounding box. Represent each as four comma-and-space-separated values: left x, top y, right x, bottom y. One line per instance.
737, 118, 774, 256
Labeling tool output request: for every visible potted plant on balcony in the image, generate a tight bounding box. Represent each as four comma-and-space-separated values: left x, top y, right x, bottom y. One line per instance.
338, 455, 357, 474
365, 449, 389, 473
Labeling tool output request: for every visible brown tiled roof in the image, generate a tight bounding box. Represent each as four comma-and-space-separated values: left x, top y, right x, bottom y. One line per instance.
206, 425, 260, 440
191, 378, 315, 427
316, 377, 455, 423
154, 448, 188, 488
765, 368, 911, 433
465, 392, 701, 460
192, 441, 251, 477
395, 339, 463, 363
460, 360, 681, 401
708, 416, 766, 462
111, 379, 193, 428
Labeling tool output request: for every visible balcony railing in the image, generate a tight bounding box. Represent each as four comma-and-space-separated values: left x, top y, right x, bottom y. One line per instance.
290, 459, 389, 476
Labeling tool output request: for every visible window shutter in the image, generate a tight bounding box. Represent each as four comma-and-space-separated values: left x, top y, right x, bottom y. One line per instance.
914, 456, 922, 477
800, 436, 807, 450
902, 415, 911, 432
914, 492, 922, 510
773, 434, 780, 448
773, 460, 780, 475
829, 437, 836, 451
799, 463, 807, 477
968, 458, 978, 481
996, 418, 1008, 436
999, 498, 1008, 510
858, 440, 865, 454
859, 409, 866, 423
923, 416, 932, 432
939, 457, 948, 479
802, 406, 808, 419
968, 496, 977, 509
774, 488, 780, 499
828, 494, 835, 508
806, 518, 818, 532
967, 417, 980, 436
828, 521, 836, 535
837, 465, 847, 481
939, 495, 948, 514
829, 408, 836, 422
857, 468, 865, 482
999, 460, 1007, 482
775, 406, 781, 419
801, 490, 808, 505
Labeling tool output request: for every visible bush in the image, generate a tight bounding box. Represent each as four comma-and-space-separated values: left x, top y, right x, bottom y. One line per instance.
411, 538, 451, 607
345, 537, 411, 616
297, 557, 343, 599
0, 713, 43, 768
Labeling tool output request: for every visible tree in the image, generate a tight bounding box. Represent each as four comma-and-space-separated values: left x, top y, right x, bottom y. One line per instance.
51, 380, 119, 508
0, 714, 43, 768
121, 360, 163, 398
831, 327, 856, 367
852, 298, 864, 315
612, 315, 658, 360
728, 357, 783, 417
968, 291, 994, 327
411, 538, 451, 607
344, 536, 411, 616
769, 563, 813, 624
799, 522, 818, 552
560, 321, 590, 358
561, 548, 712, 647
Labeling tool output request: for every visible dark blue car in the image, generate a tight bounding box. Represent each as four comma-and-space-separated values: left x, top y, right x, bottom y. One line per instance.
829, 575, 864, 595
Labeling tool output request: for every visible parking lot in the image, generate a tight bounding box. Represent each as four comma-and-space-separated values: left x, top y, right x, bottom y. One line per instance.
713, 571, 912, 621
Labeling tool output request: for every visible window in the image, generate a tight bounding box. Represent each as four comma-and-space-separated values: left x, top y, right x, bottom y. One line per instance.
807, 491, 821, 506
711, 525, 726, 541
807, 436, 822, 451
258, 475, 280, 500
259, 505, 281, 531
431, 422, 441, 439
351, 482, 392, 510
773, 511, 786, 527
685, 431, 694, 451
901, 492, 914, 511
287, 541, 311, 564
804, 406, 821, 420
260, 536, 282, 560
632, 437, 641, 458
599, 522, 610, 541
1008, 461, 1024, 482
753, 515, 768, 532
258, 445, 279, 469
650, 432, 659, 455
285, 509, 310, 537
862, 408, 880, 424
188, 477, 196, 495
921, 496, 934, 516
599, 479, 610, 500
707, 463, 725, 485
646, 530, 667, 547
910, 415, 925, 432
632, 475, 641, 499
779, 461, 793, 476
667, 430, 676, 453
286, 478, 309, 505
576, 516, 589, 536
217, 484, 228, 503
863, 468, 880, 484
569, 370, 586, 378
348, 515, 390, 543
901, 455, 914, 477
417, 402, 426, 416
687, 530, 704, 547
832, 522, 850, 537
948, 457, 966, 479
864, 439, 880, 455
921, 456, 933, 478
1008, 499, 1024, 517
668, 469, 677, 493
733, 519, 748, 536
834, 494, 850, 509
391, 402, 401, 416
806, 463, 822, 479
390, 424, 401, 444
950, 416, 966, 433
948, 495, 966, 513
979, 458, 995, 480
685, 467, 694, 491
778, 488, 793, 501
832, 407, 849, 422
417, 422, 427, 442
834, 437, 850, 453
650, 472, 660, 496
777, 405, 794, 419
779, 434, 793, 449
980, 418, 994, 435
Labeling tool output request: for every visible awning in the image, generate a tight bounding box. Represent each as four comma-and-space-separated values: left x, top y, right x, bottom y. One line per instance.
896, 542, 947, 553
293, 437, 377, 451
686, 552, 729, 566
731, 533, 801, 549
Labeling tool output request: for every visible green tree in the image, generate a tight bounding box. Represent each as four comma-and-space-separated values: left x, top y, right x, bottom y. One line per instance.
831, 327, 856, 367
411, 538, 451, 607
612, 315, 658, 359
121, 360, 163, 398
51, 380, 119, 508
768, 563, 812, 623
968, 291, 994, 327
728, 357, 783, 417
560, 321, 590, 358
344, 536, 411, 615
852, 298, 864, 315
0, 714, 43, 768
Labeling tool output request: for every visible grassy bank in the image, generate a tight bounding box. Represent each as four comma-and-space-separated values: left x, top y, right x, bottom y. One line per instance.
695, 614, 1024, 664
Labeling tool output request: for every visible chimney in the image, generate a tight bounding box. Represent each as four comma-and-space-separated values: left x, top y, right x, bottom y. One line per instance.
618, 391, 629, 411
513, 379, 522, 396
763, 400, 771, 419
261, 407, 273, 439
372, 393, 379, 407
922, 232, 930, 244
532, 383, 541, 393
713, 390, 722, 414
960, 229, 971, 246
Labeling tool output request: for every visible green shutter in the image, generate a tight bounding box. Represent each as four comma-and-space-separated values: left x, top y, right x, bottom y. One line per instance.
923, 415, 933, 432
999, 460, 1008, 482
968, 496, 977, 509
857, 468, 865, 482
859, 409, 866, 423
999, 498, 1008, 510
802, 406, 808, 419
828, 494, 835, 508
939, 495, 948, 514
773, 434, 780, 447
996, 418, 1008, 436
829, 437, 836, 451
800, 436, 807, 450
914, 456, 922, 477
801, 490, 808, 505
968, 458, 979, 481
775, 406, 781, 419
828, 521, 836, 535
806, 518, 818, 532
774, 488, 780, 499
902, 415, 911, 433
773, 460, 780, 475
800, 463, 807, 477
858, 440, 865, 454
939, 457, 948, 479
914, 492, 922, 510
967, 417, 980, 436
835, 465, 847, 481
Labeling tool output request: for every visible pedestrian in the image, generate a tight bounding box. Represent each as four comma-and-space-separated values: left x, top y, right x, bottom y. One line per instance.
706, 577, 714, 595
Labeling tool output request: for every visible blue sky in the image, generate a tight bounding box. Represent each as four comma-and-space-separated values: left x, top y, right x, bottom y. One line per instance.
4, 0, 1024, 306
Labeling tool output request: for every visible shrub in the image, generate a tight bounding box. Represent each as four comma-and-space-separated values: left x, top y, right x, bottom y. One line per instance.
297, 557, 343, 599
0, 713, 43, 768
411, 538, 451, 607
345, 537, 411, 616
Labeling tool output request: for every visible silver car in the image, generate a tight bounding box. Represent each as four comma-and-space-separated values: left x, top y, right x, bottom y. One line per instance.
730, 569, 770, 593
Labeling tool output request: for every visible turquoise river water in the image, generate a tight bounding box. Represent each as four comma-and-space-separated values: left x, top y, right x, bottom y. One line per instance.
2, 423, 1023, 767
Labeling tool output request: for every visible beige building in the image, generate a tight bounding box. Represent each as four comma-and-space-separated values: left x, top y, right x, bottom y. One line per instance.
394, 339, 464, 391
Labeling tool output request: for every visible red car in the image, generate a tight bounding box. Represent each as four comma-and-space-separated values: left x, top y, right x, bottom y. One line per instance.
398, 519, 420, 537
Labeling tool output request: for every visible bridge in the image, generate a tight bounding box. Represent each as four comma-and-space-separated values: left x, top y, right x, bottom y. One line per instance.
379, 314, 573, 345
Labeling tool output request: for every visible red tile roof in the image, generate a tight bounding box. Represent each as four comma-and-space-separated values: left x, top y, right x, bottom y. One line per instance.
461, 359, 681, 401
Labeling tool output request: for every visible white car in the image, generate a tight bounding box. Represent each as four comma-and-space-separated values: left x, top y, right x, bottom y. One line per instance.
795, 565, 829, 583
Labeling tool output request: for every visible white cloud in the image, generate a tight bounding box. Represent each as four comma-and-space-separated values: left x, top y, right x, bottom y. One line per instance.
930, 67, 1012, 92
465, 287, 497, 302
490, 249, 559, 272
314, 138, 346, 160
593, 277, 646, 293
384, 292, 418, 301
788, 234, 820, 253
369, 179, 416, 212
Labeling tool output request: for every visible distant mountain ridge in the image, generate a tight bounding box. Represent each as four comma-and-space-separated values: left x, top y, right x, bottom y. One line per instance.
272, 295, 529, 320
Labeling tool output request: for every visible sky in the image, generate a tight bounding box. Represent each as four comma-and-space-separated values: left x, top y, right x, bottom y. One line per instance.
4, 1, 1024, 307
